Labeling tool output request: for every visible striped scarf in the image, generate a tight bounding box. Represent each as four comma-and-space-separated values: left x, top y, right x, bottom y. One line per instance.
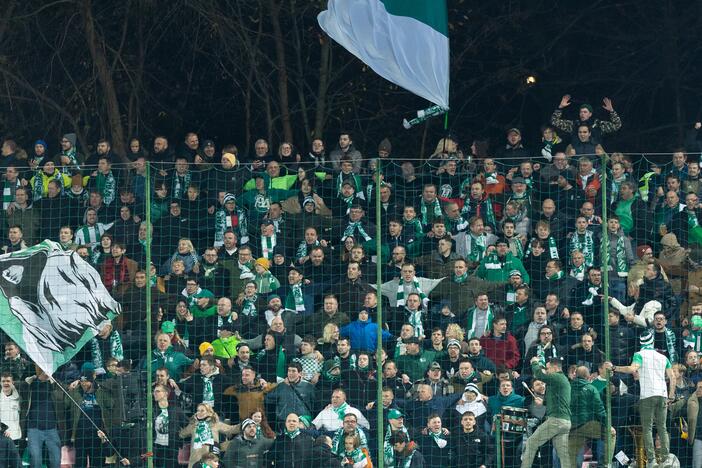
569, 231, 594, 267
296, 240, 320, 260
241, 294, 258, 317
2, 179, 19, 210
396, 277, 428, 308
171, 171, 192, 199
405, 307, 424, 338
332, 428, 367, 456
343, 221, 371, 242
76, 223, 111, 247
96, 171, 116, 205
570, 263, 586, 281
286, 283, 306, 313
90, 331, 124, 370
420, 198, 442, 227
466, 233, 487, 262
260, 234, 276, 260
32, 170, 63, 200
384, 426, 409, 467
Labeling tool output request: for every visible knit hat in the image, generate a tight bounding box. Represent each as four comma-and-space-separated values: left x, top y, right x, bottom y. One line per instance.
388, 409, 404, 420
509, 270, 522, 277
639, 330, 654, 346
447, 339, 461, 349
268, 294, 281, 303
636, 245, 652, 259
241, 418, 256, 430
464, 383, 480, 395
34, 139, 48, 150
661, 233, 679, 248
223, 193, 236, 205
302, 196, 316, 207
579, 103, 594, 113
62, 133, 77, 147
299, 415, 312, 428
202, 139, 215, 148
199, 342, 213, 356
378, 138, 392, 154
255, 257, 270, 271
221, 152, 237, 167
161, 321, 175, 333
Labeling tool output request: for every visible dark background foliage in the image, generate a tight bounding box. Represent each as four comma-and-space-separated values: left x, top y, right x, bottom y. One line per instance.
0, 0, 700, 158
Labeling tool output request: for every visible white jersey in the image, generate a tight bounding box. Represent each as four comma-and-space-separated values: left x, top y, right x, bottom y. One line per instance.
632, 347, 671, 399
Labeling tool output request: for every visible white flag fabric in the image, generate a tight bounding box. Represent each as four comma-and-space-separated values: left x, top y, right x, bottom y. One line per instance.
0, 240, 121, 375
318, 0, 449, 109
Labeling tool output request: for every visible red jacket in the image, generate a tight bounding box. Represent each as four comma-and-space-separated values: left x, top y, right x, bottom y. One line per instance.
479, 332, 521, 370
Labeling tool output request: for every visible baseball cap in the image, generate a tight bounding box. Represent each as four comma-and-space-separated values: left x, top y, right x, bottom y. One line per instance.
388, 409, 404, 419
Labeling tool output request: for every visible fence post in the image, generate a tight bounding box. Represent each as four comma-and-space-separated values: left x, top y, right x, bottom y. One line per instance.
375, 158, 385, 468
601, 152, 612, 466
145, 162, 154, 468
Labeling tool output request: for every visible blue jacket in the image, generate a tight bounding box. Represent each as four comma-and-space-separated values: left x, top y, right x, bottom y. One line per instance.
340, 319, 392, 351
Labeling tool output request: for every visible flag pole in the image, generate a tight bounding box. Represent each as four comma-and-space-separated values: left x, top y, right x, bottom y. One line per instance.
50, 376, 128, 463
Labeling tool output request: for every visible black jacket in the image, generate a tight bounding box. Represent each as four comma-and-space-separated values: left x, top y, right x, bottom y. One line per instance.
452, 428, 494, 468
268, 432, 315, 468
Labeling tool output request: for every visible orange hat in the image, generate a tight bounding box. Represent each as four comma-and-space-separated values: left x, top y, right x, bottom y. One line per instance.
255, 257, 270, 271
199, 342, 213, 356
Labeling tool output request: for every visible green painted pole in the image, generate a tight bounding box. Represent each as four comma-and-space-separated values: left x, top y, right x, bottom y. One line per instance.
375, 158, 384, 468
601, 152, 613, 466
145, 163, 154, 468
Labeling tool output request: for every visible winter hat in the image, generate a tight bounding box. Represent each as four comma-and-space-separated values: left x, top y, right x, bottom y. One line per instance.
579, 103, 594, 113
378, 138, 392, 154
62, 133, 77, 147
267, 294, 281, 303
161, 321, 175, 333
464, 383, 480, 395
223, 193, 236, 205
255, 257, 270, 271
661, 233, 680, 248
199, 342, 213, 356
202, 139, 215, 148
636, 245, 652, 259
34, 139, 48, 150
639, 330, 654, 346
298, 415, 312, 428
302, 196, 316, 207
241, 418, 256, 430
447, 339, 461, 349
221, 152, 237, 167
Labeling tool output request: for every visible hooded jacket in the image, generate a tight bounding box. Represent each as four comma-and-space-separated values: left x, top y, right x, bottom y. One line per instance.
340, 318, 392, 351
570, 377, 606, 429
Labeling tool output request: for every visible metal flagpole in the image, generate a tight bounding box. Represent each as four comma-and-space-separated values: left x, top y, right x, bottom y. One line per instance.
145, 162, 154, 467
601, 152, 613, 465
375, 157, 384, 468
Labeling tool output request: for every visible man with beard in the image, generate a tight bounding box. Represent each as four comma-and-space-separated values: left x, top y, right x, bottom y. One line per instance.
329, 131, 363, 173
476, 238, 530, 285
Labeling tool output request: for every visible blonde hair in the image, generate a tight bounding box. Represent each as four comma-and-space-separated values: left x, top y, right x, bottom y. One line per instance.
445, 323, 465, 341
194, 404, 219, 423
178, 238, 195, 253
321, 323, 340, 344
432, 137, 458, 157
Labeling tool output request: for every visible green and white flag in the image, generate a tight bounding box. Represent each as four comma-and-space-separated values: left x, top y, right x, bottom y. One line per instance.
0, 240, 121, 376
318, 0, 449, 109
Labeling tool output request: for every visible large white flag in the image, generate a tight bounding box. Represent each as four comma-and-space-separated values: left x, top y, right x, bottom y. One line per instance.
318, 0, 449, 109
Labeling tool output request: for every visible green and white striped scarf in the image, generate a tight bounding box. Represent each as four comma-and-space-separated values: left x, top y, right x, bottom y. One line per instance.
344, 448, 368, 465
396, 277, 428, 308
32, 170, 63, 200
420, 198, 442, 227
193, 420, 214, 448
332, 402, 348, 420
76, 223, 111, 247
569, 231, 594, 267
296, 240, 320, 260
453, 272, 468, 284
332, 428, 367, 456
172, 171, 192, 199
284, 428, 300, 439
260, 234, 276, 260
286, 283, 306, 313
570, 263, 586, 281
509, 236, 524, 259
581, 284, 601, 306
343, 221, 371, 242
2, 179, 19, 210
241, 294, 258, 317
614, 235, 628, 277
337, 172, 362, 195
96, 171, 116, 205
406, 307, 424, 338
89, 330, 124, 369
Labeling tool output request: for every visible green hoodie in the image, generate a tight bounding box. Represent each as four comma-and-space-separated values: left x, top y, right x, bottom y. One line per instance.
570, 377, 606, 429
532, 362, 571, 421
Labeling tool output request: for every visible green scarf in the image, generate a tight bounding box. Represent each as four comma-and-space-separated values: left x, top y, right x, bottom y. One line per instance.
172, 171, 192, 199
332, 402, 348, 420
345, 448, 367, 464
61, 147, 79, 170
96, 171, 116, 205
569, 231, 594, 267
193, 419, 214, 447
296, 240, 320, 260
403, 217, 424, 238
284, 428, 300, 439
2, 179, 19, 210
89, 331, 124, 369
581, 283, 601, 306
427, 429, 448, 448
286, 282, 306, 313
406, 307, 424, 339
452, 272, 468, 284
33, 169, 63, 200
396, 277, 428, 308
332, 428, 367, 456
337, 172, 362, 195
547, 236, 559, 259
614, 234, 628, 277
570, 263, 586, 281
242, 295, 258, 317
202, 376, 214, 406
260, 234, 276, 260
509, 236, 525, 259
420, 198, 443, 227
343, 221, 371, 242
547, 270, 565, 281
467, 233, 487, 262
384, 426, 409, 467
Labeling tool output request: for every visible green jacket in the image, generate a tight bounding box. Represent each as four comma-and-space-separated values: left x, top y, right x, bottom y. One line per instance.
395, 350, 444, 382
148, 346, 194, 381
569, 377, 605, 428
476, 252, 530, 284
531, 363, 571, 421
212, 335, 241, 360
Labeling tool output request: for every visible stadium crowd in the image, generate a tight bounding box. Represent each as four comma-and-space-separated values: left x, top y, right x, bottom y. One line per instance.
0, 95, 702, 467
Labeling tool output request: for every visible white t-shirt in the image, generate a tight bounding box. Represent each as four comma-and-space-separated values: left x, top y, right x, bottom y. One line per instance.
632, 347, 671, 399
